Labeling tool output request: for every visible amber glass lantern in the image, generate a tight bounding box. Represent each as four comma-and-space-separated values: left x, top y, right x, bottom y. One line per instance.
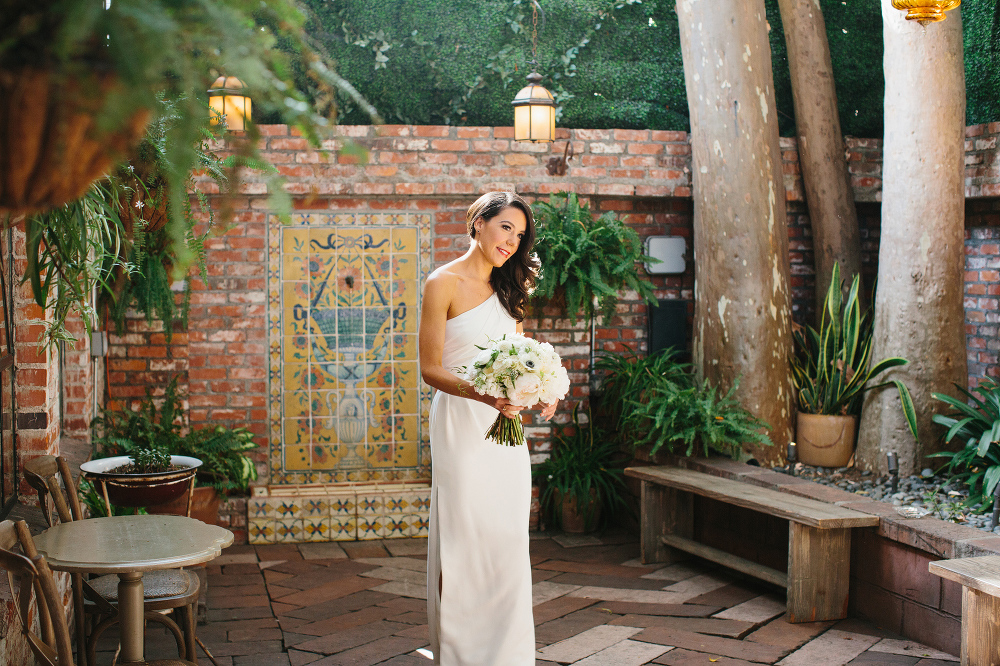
512, 72, 555, 143
208, 76, 251, 131
891, 0, 960, 24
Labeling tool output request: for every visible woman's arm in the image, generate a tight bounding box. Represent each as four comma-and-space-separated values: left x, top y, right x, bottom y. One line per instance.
419, 275, 520, 417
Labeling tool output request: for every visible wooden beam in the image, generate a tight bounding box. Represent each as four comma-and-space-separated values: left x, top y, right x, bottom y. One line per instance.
661, 534, 788, 588
787, 522, 851, 623
962, 586, 1000, 666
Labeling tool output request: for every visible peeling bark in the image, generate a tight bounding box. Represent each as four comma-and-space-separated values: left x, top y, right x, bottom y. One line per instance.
856, 2, 967, 475
677, 0, 795, 465
777, 0, 863, 312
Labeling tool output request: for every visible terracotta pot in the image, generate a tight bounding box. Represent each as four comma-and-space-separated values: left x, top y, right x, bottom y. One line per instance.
556, 488, 601, 533
147, 485, 222, 525
80, 455, 201, 508
796, 412, 858, 467
0, 68, 150, 215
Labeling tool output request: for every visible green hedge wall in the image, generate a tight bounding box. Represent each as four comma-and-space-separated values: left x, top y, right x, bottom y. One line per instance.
303, 0, 998, 137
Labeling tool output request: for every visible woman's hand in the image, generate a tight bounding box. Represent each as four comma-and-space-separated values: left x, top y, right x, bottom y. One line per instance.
492, 397, 525, 420
539, 401, 558, 421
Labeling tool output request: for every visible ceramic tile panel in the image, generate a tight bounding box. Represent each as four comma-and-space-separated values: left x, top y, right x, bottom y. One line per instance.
329, 515, 358, 541
273, 519, 304, 544
357, 515, 384, 540
248, 498, 277, 519
248, 518, 277, 544
249, 486, 429, 543
356, 492, 384, 516
268, 213, 432, 487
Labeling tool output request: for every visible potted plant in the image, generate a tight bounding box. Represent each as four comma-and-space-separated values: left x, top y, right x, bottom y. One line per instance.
791, 263, 918, 467
596, 347, 773, 459
90, 377, 258, 523
533, 404, 629, 533
530, 192, 658, 391
0, 0, 358, 231
80, 447, 202, 513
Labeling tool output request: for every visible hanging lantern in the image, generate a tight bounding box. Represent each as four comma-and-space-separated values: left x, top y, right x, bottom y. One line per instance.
512, 0, 555, 143
891, 0, 960, 24
208, 76, 251, 131
512, 73, 555, 143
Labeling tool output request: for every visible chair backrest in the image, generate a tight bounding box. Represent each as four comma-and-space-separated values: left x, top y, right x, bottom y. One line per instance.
23, 455, 84, 526
0, 520, 75, 666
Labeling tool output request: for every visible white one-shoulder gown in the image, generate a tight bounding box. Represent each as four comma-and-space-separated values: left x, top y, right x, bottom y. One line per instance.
426, 293, 535, 665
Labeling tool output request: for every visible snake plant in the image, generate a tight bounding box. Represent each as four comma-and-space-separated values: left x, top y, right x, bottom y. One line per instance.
791, 263, 918, 440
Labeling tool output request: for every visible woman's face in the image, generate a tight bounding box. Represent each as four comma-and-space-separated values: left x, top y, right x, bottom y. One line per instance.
474, 206, 527, 267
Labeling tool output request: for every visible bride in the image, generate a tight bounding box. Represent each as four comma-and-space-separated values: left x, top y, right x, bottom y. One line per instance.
419, 191, 557, 665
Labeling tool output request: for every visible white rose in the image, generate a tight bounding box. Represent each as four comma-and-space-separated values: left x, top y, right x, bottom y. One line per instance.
474, 349, 494, 367
510, 373, 542, 406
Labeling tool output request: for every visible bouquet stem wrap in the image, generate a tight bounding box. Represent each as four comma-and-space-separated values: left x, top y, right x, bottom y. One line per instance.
462, 334, 570, 447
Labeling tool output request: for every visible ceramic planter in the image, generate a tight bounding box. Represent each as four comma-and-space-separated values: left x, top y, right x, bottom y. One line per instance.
147, 485, 221, 525
796, 412, 858, 468
80, 455, 201, 508
555, 488, 601, 533
0, 68, 149, 214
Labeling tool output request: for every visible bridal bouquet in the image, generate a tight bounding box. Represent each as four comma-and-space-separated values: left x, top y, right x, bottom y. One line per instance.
463, 334, 571, 446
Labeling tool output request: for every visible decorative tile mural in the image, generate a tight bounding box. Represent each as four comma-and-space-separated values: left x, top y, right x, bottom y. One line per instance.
247, 486, 431, 543
267, 213, 433, 488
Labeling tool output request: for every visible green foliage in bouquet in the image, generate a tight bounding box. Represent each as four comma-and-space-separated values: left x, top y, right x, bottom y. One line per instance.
790, 263, 918, 440
596, 347, 772, 458
91, 376, 258, 493
531, 192, 657, 325
930, 380, 1000, 512
532, 403, 630, 531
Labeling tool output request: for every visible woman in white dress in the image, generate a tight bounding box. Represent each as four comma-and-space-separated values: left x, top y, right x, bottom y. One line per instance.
419, 191, 557, 665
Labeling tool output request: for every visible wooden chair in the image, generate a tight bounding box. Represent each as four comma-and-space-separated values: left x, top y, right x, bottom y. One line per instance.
23, 455, 200, 665
0, 518, 195, 666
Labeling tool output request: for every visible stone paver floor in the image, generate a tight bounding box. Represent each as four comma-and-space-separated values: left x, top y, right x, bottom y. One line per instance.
94, 531, 958, 665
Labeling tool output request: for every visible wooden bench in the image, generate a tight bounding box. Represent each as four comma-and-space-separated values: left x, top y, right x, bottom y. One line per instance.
625, 465, 879, 623
929, 555, 1000, 665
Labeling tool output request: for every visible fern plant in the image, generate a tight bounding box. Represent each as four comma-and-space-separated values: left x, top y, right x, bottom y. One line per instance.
532, 403, 630, 531
91, 376, 258, 493
596, 347, 772, 458
531, 192, 657, 325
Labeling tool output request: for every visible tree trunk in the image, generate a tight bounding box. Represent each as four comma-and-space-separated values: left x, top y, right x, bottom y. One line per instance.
776, 0, 864, 312
856, 2, 966, 476
677, 0, 795, 465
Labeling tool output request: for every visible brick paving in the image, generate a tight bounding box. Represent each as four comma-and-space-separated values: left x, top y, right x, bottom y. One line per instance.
93, 531, 959, 665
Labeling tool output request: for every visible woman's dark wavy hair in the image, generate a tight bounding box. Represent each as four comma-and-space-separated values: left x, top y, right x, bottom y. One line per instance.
466, 191, 539, 322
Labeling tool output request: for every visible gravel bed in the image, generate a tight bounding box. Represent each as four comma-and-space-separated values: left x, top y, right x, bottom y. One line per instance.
774, 463, 1000, 534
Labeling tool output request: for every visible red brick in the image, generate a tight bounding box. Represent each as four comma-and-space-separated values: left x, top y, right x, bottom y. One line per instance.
396, 183, 434, 195
420, 152, 458, 164
457, 127, 491, 138
414, 126, 451, 137
430, 139, 469, 151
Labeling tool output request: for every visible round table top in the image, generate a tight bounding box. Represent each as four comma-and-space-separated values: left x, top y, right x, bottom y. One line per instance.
32, 514, 234, 574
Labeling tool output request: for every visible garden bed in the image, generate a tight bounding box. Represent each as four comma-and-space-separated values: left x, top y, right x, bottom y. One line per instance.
628, 448, 1000, 656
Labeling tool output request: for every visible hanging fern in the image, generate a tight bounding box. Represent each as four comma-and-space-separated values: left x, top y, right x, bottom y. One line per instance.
531, 191, 657, 325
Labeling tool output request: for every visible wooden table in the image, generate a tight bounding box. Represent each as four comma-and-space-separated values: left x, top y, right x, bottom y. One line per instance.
929, 555, 1000, 666
33, 514, 233, 664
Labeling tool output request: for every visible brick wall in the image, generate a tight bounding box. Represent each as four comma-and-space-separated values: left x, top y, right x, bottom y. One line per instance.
11, 220, 61, 498
92, 122, 1000, 482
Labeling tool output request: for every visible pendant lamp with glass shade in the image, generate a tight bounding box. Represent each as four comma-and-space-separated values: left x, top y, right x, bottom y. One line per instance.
512, 1, 555, 143
208, 76, 251, 132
